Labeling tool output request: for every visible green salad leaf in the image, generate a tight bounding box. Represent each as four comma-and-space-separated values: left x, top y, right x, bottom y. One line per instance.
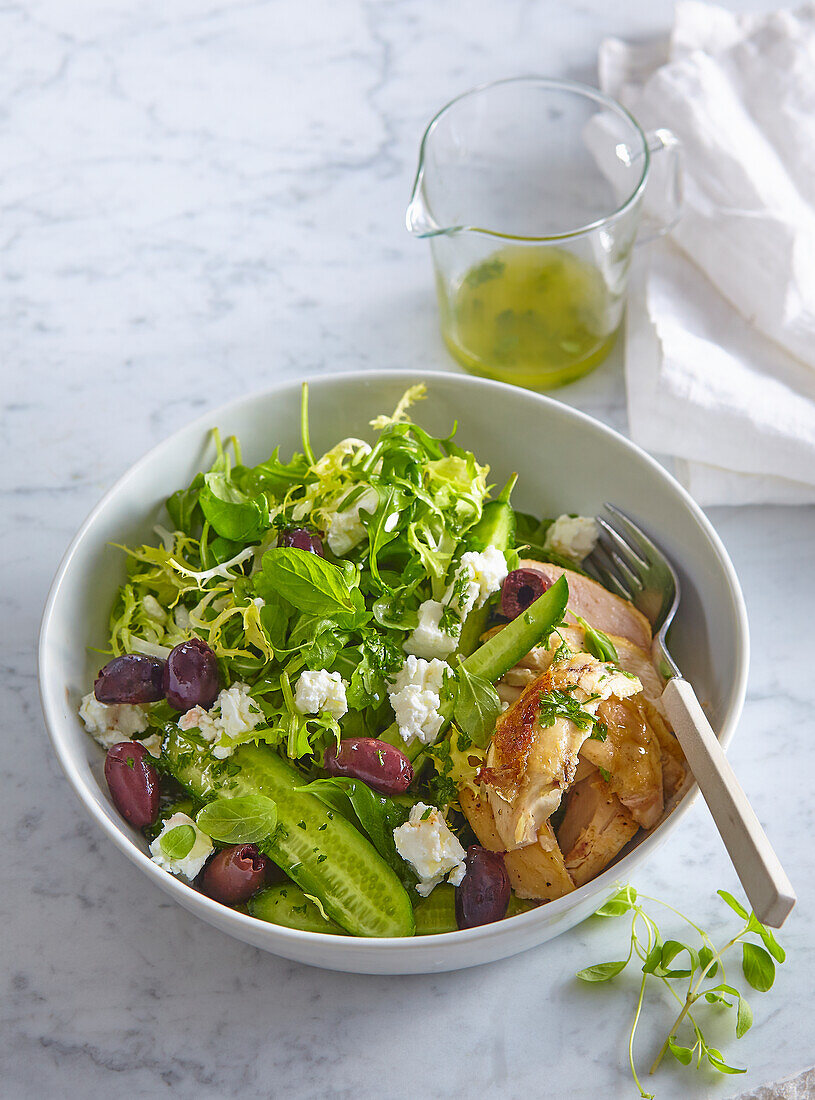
196, 795, 278, 845
160, 824, 196, 861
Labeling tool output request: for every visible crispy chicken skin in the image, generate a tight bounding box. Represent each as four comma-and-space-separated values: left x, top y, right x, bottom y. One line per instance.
459, 787, 575, 901
556, 771, 639, 887
580, 697, 665, 829
483, 652, 642, 850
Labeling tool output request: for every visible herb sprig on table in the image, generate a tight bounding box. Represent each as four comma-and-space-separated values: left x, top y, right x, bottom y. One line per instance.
577, 885, 786, 1097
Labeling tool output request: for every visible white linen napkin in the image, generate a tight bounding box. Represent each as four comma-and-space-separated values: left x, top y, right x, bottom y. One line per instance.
599, 2, 815, 505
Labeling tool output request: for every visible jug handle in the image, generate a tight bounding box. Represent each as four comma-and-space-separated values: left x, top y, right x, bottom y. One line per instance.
636, 128, 683, 246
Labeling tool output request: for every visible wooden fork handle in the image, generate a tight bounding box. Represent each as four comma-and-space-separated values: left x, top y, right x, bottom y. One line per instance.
662, 678, 796, 928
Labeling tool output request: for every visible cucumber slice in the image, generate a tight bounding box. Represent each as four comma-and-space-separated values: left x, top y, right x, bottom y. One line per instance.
250, 885, 347, 935
162, 732, 415, 938
414, 884, 458, 935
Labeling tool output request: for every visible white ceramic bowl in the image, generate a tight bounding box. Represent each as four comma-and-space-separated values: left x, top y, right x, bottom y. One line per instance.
39, 371, 749, 974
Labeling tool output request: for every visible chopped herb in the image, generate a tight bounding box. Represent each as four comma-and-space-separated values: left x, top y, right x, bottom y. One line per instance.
598, 766, 611, 782
538, 688, 605, 739
297, 820, 307, 830
317, 854, 327, 863
420, 806, 433, 821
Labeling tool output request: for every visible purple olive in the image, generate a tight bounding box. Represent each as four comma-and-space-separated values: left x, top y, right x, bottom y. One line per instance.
324, 737, 414, 795
455, 846, 511, 929
94, 654, 165, 704
200, 844, 273, 905
104, 742, 160, 828
279, 527, 325, 557
163, 638, 219, 712
500, 568, 551, 620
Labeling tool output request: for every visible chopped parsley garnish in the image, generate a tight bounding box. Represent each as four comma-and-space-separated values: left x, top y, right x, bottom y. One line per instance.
538, 687, 607, 740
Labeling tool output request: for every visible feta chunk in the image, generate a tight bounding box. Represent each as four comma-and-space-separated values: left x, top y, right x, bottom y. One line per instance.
178, 682, 262, 759
325, 487, 379, 556
458, 546, 509, 607
293, 669, 348, 719
544, 514, 599, 563
403, 599, 457, 660
393, 803, 466, 897
403, 545, 508, 660
388, 656, 448, 745
138, 733, 163, 758
79, 692, 149, 749
149, 813, 213, 881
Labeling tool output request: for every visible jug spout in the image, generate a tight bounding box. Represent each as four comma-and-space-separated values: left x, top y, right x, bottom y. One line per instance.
406, 171, 445, 238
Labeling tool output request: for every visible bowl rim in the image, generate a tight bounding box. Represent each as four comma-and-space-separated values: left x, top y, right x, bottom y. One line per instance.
38, 369, 750, 956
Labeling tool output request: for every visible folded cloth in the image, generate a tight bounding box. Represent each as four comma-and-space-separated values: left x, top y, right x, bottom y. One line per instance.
599, 1, 815, 505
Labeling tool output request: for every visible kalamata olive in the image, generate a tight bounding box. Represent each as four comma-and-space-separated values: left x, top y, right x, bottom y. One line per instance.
323, 737, 414, 795
200, 844, 273, 905
163, 638, 219, 711
94, 654, 165, 704
279, 527, 325, 557
500, 568, 550, 620
104, 742, 160, 827
455, 846, 511, 929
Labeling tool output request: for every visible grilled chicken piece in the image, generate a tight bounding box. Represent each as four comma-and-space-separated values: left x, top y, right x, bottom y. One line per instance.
580, 697, 664, 829
518, 561, 652, 650
557, 772, 639, 886
496, 624, 665, 712
484, 652, 642, 850
459, 787, 575, 901
641, 697, 687, 800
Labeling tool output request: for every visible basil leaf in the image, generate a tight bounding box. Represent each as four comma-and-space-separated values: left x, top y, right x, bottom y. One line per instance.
575, 958, 628, 983
717, 889, 749, 920
593, 886, 637, 918
453, 662, 501, 748
747, 913, 786, 963
200, 472, 266, 542
575, 616, 619, 662
667, 1037, 693, 1066
261, 547, 358, 620
160, 824, 196, 861
698, 945, 719, 979
736, 993, 753, 1038
741, 942, 775, 992
196, 795, 278, 844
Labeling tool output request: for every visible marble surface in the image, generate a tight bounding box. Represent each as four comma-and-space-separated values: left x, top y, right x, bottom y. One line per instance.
3, 0, 813, 1096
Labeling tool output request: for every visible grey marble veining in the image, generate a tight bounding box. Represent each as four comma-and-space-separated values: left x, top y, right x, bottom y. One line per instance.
2, 0, 813, 1097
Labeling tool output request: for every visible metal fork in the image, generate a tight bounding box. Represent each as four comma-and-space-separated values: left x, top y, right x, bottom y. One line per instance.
584, 503, 795, 929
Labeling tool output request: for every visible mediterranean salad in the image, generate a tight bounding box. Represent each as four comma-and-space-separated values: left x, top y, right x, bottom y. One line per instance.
79, 384, 685, 937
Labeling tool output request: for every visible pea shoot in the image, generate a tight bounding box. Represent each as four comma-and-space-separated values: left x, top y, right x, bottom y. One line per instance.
577, 885, 786, 1097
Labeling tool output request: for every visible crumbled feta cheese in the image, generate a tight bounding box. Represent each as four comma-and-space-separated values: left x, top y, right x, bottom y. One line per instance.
138, 733, 163, 758
149, 813, 213, 880
388, 656, 448, 745
458, 546, 509, 607
544, 514, 599, 563
403, 545, 508, 660
393, 803, 466, 897
79, 692, 149, 749
403, 599, 457, 660
325, 487, 379, 556
178, 682, 262, 759
293, 669, 348, 719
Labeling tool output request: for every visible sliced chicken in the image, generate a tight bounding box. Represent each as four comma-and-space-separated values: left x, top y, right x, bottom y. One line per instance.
641, 697, 687, 800
556, 772, 639, 887
580, 697, 664, 829
496, 624, 665, 712
459, 787, 575, 901
518, 560, 652, 650
483, 652, 642, 850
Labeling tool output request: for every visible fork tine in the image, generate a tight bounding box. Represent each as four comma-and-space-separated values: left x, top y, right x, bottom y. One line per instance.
599, 537, 644, 593
597, 517, 649, 571
603, 503, 663, 566
589, 543, 633, 600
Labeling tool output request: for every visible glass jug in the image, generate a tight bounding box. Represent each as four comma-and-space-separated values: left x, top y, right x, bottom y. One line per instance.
407, 77, 681, 389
